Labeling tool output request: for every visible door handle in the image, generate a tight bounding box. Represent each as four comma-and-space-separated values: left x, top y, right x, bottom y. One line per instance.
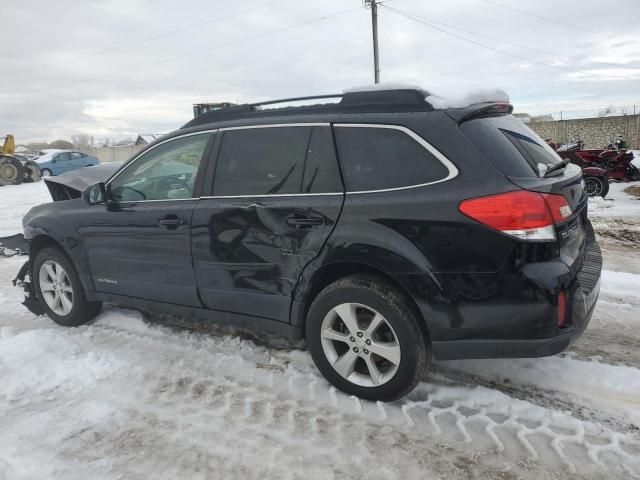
158, 215, 187, 227
286, 215, 324, 229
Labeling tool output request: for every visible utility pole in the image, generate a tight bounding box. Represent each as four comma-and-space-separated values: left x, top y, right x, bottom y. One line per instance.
364, 0, 380, 83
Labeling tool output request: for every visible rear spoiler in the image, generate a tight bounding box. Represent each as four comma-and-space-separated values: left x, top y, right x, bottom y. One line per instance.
446, 102, 514, 124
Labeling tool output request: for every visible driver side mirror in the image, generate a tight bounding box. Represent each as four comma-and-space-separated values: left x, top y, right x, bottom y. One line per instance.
82, 182, 107, 205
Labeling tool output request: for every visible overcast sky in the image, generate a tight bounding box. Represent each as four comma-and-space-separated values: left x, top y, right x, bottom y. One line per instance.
2, 0, 639, 143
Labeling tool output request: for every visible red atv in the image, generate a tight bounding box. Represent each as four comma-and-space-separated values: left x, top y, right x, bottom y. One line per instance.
575, 149, 639, 183
551, 139, 610, 197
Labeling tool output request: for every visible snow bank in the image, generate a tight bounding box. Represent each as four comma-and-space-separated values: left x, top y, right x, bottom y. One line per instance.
0, 181, 51, 237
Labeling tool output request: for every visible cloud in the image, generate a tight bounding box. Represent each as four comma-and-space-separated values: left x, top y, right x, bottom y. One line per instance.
1, 0, 638, 143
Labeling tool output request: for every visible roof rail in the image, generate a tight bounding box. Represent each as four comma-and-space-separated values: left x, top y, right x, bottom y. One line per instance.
251, 94, 342, 108
182, 87, 432, 129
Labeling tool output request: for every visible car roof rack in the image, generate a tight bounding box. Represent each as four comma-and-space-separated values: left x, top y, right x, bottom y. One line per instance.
182, 88, 433, 129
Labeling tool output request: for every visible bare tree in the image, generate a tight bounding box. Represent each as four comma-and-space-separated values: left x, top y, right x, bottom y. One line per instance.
71, 133, 94, 149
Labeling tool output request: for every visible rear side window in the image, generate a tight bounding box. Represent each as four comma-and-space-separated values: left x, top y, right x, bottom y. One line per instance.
461, 115, 563, 178
334, 126, 450, 192
213, 126, 342, 196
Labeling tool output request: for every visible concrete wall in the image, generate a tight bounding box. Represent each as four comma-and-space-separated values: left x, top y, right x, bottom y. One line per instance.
528, 114, 640, 149
79, 144, 144, 163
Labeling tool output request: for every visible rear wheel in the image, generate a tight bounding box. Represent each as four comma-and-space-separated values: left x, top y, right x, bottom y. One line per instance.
584, 175, 607, 197
22, 160, 42, 183
306, 275, 428, 401
0, 156, 25, 186
33, 247, 102, 327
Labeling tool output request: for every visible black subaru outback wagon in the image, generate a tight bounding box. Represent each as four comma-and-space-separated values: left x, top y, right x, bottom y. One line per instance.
18, 88, 602, 401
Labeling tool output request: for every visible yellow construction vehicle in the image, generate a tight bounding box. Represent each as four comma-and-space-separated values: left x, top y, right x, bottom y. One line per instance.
1, 135, 42, 185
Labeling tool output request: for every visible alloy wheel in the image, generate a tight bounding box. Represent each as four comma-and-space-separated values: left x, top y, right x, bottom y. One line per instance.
320, 303, 401, 387
39, 260, 74, 316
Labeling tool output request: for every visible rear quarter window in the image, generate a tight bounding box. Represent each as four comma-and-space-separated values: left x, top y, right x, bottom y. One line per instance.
334, 125, 451, 192
462, 115, 563, 178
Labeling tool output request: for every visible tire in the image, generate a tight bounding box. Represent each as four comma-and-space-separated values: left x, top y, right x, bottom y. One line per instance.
0, 156, 25, 186
306, 274, 428, 402
584, 175, 606, 197
22, 160, 42, 183
33, 247, 102, 327
40, 168, 52, 177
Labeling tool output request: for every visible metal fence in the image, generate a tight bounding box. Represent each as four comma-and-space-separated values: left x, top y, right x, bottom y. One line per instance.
540, 106, 639, 121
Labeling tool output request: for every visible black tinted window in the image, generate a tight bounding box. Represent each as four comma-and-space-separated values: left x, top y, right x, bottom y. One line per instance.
334, 126, 449, 192
500, 129, 562, 174
213, 126, 318, 196
302, 127, 342, 193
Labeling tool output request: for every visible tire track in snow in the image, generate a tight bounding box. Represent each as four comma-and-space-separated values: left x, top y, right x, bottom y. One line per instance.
2, 310, 639, 479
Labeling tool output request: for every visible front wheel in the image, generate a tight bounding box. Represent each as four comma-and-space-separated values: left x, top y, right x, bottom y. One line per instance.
584, 175, 608, 197
33, 247, 102, 326
40, 168, 52, 177
306, 275, 428, 402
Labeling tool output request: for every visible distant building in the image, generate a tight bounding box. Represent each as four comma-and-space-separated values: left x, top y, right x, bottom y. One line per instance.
135, 134, 166, 145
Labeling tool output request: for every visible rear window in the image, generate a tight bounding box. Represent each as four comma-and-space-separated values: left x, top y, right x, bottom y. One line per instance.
334, 126, 450, 192
462, 115, 563, 178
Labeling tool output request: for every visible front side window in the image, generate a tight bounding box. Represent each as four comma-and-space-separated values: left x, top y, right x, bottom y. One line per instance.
55, 153, 71, 162
109, 134, 209, 202
334, 126, 450, 192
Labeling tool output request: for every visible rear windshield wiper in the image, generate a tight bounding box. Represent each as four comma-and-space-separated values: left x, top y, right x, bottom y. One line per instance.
543, 158, 570, 177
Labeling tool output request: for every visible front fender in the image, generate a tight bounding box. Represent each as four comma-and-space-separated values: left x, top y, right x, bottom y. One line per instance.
23, 202, 94, 292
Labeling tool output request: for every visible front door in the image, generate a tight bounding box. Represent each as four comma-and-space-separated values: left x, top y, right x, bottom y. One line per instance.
83, 132, 213, 306
192, 125, 344, 322
53, 152, 71, 174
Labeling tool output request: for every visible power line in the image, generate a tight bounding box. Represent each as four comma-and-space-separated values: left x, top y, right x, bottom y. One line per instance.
19, 6, 361, 95
388, 9, 567, 60
383, 5, 633, 80
3, 0, 288, 77
478, 0, 619, 39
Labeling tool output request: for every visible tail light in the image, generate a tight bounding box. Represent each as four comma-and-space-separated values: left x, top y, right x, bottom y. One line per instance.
458, 190, 572, 241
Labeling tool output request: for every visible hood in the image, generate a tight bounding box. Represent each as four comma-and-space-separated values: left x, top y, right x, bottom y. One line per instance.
44, 162, 122, 201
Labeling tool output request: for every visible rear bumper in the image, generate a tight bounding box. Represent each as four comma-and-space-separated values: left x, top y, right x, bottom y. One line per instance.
431, 240, 602, 360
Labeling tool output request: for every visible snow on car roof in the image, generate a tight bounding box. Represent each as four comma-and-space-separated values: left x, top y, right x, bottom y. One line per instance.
426, 88, 510, 109
344, 83, 509, 109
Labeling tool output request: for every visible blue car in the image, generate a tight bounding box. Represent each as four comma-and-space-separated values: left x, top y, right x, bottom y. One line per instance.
34, 149, 100, 177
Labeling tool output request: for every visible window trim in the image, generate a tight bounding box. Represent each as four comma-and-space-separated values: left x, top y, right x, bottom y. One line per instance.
104, 122, 458, 202
333, 123, 459, 195
105, 130, 214, 202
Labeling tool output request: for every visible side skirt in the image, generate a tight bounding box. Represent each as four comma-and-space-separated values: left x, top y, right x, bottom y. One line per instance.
89, 292, 303, 340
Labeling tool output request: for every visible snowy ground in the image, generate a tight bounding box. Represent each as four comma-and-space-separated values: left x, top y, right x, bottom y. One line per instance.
0, 181, 639, 479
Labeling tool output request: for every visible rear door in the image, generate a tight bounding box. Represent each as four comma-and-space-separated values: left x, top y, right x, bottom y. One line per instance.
192, 124, 344, 322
